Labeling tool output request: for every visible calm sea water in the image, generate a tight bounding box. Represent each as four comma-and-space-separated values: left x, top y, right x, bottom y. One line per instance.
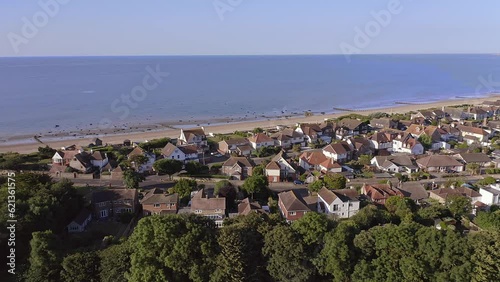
1, 54, 500, 138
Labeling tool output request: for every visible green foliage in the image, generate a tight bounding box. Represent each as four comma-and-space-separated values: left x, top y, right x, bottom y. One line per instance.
308, 180, 324, 193
477, 176, 496, 186
152, 158, 183, 177
418, 133, 433, 150
38, 146, 57, 159
129, 154, 149, 167
291, 212, 334, 245
385, 196, 416, 220
241, 175, 268, 198
292, 144, 302, 153
127, 214, 218, 282
470, 231, 500, 282
358, 154, 371, 166
252, 127, 264, 134
263, 225, 313, 282
122, 169, 145, 189
252, 164, 265, 176
474, 210, 500, 231
173, 179, 198, 204
60, 251, 100, 282
138, 138, 171, 151
323, 173, 347, 190
485, 168, 500, 174
27, 230, 61, 282
99, 242, 132, 282
446, 195, 472, 218
185, 161, 208, 175
214, 180, 232, 196
466, 163, 481, 175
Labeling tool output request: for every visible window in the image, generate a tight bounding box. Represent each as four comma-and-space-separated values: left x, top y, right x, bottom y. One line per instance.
289, 211, 296, 216
333, 204, 339, 211
100, 210, 108, 218
349, 203, 353, 207
215, 209, 222, 213
195, 210, 202, 214
154, 204, 161, 208
98, 202, 106, 207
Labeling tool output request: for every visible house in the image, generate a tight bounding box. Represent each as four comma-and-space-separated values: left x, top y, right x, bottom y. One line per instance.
51, 150, 93, 173
123, 139, 131, 146
394, 182, 428, 203
318, 159, 343, 173
221, 157, 255, 180
141, 188, 179, 215
92, 189, 138, 219
90, 150, 109, 169
248, 133, 275, 150
361, 183, 403, 205
486, 120, 500, 132
89, 138, 103, 147
317, 187, 360, 218
369, 132, 392, 150
319, 121, 335, 138
269, 151, 297, 181
110, 165, 124, 180
370, 118, 398, 130
416, 155, 464, 172
439, 124, 461, 141
161, 143, 199, 163
179, 127, 207, 147
218, 138, 249, 155
429, 187, 482, 204
479, 185, 500, 206
444, 107, 468, 120
128, 147, 156, 173
270, 128, 305, 148
392, 133, 424, 155
265, 161, 281, 183
235, 145, 253, 157
322, 142, 353, 163
456, 125, 489, 144
348, 137, 374, 157
191, 189, 226, 227
277, 190, 315, 222
467, 107, 488, 120
67, 209, 92, 233
299, 150, 328, 171
371, 155, 419, 173
238, 198, 267, 215
335, 119, 370, 139
295, 123, 323, 144
454, 153, 492, 167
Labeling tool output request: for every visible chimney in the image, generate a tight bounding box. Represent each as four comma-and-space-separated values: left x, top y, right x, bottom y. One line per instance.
483, 117, 488, 127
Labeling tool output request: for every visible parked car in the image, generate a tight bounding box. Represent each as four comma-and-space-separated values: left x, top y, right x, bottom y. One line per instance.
293, 180, 304, 185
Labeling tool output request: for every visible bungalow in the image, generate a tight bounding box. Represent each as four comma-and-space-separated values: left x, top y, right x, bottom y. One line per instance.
456, 125, 489, 143
221, 157, 255, 180
161, 143, 199, 163
218, 138, 249, 155
67, 209, 92, 233
454, 153, 492, 167
248, 133, 275, 150
429, 187, 482, 204
191, 189, 226, 227
317, 187, 360, 218
392, 133, 424, 155
179, 127, 207, 147
141, 188, 179, 216
371, 155, 419, 173
322, 142, 353, 163
479, 185, 500, 206
238, 198, 267, 215
278, 190, 316, 222
92, 189, 138, 219
394, 182, 428, 204
128, 147, 156, 173
361, 183, 403, 205
416, 155, 464, 172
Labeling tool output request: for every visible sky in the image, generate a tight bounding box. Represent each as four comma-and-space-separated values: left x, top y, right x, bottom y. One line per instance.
1, 0, 499, 57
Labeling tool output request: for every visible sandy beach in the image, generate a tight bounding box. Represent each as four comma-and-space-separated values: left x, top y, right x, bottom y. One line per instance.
2, 94, 499, 154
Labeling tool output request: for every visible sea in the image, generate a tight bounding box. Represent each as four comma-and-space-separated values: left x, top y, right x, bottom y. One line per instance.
1, 54, 500, 139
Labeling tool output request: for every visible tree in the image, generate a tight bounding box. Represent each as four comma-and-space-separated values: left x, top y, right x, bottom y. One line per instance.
241, 175, 268, 199
152, 159, 183, 178
214, 180, 233, 196
446, 195, 472, 218
123, 169, 145, 189
185, 161, 205, 175
477, 176, 496, 186
474, 210, 500, 231
323, 173, 347, 190
214, 180, 237, 210
471, 231, 500, 282
38, 146, 56, 158
252, 164, 265, 176
466, 163, 480, 175
384, 196, 416, 220
292, 144, 302, 153
127, 215, 218, 282
358, 155, 371, 166
60, 251, 100, 282
129, 155, 149, 167
252, 127, 264, 134
263, 225, 313, 282
308, 180, 324, 193
26, 230, 61, 282
418, 133, 433, 150
292, 212, 333, 245
173, 178, 198, 204
99, 242, 132, 282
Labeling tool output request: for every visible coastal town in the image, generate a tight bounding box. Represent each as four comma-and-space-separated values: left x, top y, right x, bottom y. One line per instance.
2, 99, 500, 281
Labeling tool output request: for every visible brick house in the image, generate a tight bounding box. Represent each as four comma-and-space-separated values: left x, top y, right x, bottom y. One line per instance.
361, 183, 403, 205
92, 189, 138, 219
141, 188, 179, 215
221, 156, 255, 180
191, 189, 226, 227
278, 190, 316, 222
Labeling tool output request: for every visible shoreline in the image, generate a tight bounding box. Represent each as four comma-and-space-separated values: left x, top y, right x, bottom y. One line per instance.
2, 94, 500, 154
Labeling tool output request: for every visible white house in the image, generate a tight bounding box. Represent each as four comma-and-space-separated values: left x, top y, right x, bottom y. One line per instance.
248, 133, 275, 150
90, 150, 109, 169
322, 143, 350, 163
392, 133, 424, 155
67, 209, 92, 233
128, 147, 156, 173
369, 132, 392, 150
317, 187, 360, 218
479, 185, 500, 206
161, 143, 199, 163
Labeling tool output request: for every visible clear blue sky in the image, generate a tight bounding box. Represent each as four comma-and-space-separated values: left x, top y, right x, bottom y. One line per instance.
1, 0, 499, 56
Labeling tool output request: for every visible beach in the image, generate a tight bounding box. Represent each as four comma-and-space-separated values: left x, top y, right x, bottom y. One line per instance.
1, 94, 498, 154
